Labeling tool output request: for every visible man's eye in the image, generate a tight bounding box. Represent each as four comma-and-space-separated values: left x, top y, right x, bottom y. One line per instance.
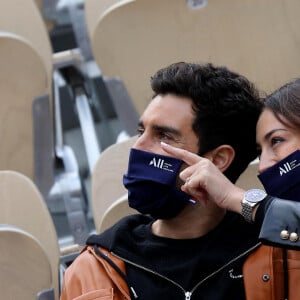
136, 128, 144, 136
159, 132, 171, 140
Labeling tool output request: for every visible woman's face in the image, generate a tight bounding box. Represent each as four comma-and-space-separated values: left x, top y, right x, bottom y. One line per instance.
256, 108, 300, 173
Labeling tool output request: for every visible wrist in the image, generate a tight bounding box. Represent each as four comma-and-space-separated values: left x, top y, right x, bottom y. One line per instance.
225, 187, 245, 213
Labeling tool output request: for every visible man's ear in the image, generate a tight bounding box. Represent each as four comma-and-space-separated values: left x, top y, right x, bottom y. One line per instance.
205, 145, 235, 172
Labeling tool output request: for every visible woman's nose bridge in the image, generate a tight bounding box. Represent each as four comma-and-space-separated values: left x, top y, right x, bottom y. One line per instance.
257, 159, 265, 174
258, 150, 273, 173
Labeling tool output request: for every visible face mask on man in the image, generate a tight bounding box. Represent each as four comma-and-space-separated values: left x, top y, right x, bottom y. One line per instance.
258, 149, 300, 201
123, 148, 192, 219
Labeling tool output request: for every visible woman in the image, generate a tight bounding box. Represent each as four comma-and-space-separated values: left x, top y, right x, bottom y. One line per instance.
161, 78, 300, 300
161, 78, 300, 242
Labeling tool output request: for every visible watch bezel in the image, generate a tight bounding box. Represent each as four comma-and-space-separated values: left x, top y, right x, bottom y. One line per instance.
244, 189, 267, 205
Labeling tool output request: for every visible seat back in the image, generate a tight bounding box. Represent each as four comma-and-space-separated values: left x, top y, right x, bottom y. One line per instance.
236, 159, 264, 190
88, 0, 300, 114
34, 0, 55, 31
0, 171, 60, 299
92, 136, 137, 232
0, 0, 53, 179
0, 0, 52, 77
0, 1, 91, 245
98, 193, 135, 232
84, 0, 125, 41
0, 225, 54, 300
0, 33, 49, 180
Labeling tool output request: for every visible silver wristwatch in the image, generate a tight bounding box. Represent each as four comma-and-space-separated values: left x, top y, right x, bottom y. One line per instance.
241, 189, 267, 223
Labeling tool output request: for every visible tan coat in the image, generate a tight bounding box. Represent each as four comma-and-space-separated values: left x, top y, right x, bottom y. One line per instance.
60, 246, 130, 300
243, 245, 300, 300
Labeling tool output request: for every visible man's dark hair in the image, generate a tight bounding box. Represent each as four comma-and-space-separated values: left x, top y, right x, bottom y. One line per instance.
150, 62, 263, 183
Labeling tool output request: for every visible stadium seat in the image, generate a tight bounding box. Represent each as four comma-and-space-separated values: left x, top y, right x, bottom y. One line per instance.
0, 31, 50, 180
0, 0, 53, 180
98, 193, 134, 233
86, 0, 300, 115
0, 0, 97, 245
84, 0, 124, 40
0, 0, 58, 207
34, 0, 56, 31
91, 136, 137, 232
0, 224, 54, 300
0, 171, 60, 299
0, 0, 53, 79
236, 159, 264, 190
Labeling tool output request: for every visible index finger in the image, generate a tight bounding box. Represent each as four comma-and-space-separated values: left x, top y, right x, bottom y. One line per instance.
160, 142, 201, 166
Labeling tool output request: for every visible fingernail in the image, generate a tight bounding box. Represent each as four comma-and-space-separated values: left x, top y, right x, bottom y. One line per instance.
160, 141, 169, 147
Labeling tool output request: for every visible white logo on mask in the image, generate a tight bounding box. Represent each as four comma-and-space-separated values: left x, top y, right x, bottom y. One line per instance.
149, 157, 174, 172
279, 159, 300, 176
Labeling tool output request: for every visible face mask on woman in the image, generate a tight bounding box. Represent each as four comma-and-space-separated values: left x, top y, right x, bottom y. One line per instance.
123, 148, 192, 219
258, 149, 300, 201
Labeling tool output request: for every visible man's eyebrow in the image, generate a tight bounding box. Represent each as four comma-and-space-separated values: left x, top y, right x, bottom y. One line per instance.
137, 120, 144, 128
137, 121, 181, 136
152, 124, 181, 136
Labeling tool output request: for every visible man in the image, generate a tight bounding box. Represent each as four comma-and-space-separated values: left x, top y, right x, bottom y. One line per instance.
61, 62, 263, 299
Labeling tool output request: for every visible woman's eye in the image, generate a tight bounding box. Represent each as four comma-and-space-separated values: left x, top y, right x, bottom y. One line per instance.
270, 137, 284, 146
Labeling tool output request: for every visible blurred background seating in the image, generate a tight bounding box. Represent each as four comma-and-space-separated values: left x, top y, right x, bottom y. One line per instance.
0, 225, 54, 300
0, 1, 300, 298
91, 136, 137, 233
87, 0, 300, 114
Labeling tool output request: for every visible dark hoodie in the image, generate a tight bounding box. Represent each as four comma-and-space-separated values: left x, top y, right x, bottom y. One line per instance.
87, 212, 260, 300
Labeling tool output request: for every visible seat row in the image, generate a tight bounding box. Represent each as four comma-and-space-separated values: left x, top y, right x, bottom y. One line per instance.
1, 0, 300, 299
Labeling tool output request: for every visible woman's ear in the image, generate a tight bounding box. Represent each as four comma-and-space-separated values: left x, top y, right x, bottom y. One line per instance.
205, 145, 235, 172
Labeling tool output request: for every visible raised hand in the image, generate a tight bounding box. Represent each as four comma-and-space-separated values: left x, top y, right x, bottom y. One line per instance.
161, 142, 245, 213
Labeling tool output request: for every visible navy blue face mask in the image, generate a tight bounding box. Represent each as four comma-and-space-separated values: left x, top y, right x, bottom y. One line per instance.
258, 149, 300, 201
123, 148, 192, 219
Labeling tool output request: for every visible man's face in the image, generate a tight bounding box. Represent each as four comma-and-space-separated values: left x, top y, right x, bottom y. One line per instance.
133, 94, 199, 155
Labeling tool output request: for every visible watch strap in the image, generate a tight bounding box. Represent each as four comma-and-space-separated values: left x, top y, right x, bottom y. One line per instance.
241, 201, 254, 223
241, 189, 267, 223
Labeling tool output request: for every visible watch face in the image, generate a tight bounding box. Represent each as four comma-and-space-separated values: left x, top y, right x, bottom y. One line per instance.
245, 189, 267, 203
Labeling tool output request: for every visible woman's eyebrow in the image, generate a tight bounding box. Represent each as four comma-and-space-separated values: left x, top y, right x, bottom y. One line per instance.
264, 128, 288, 141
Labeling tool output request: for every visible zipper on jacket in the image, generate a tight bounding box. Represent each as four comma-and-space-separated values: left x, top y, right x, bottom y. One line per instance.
112, 242, 261, 299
